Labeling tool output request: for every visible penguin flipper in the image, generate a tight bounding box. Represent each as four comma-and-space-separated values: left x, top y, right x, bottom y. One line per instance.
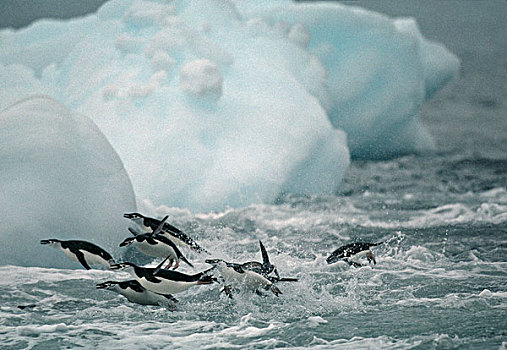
128, 227, 141, 236
259, 241, 270, 266
151, 215, 169, 237
170, 243, 193, 268
75, 251, 91, 270
180, 255, 193, 268
146, 274, 162, 283
153, 254, 172, 275
270, 277, 298, 283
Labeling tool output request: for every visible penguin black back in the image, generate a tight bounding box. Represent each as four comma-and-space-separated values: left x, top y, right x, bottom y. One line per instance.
326, 242, 383, 264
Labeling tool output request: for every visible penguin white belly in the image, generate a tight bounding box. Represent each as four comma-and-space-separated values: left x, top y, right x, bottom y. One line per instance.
138, 277, 197, 295
62, 247, 80, 263
117, 287, 167, 306
242, 270, 271, 289
135, 241, 176, 258
60, 247, 110, 268
220, 267, 270, 290
82, 250, 111, 268
349, 249, 371, 263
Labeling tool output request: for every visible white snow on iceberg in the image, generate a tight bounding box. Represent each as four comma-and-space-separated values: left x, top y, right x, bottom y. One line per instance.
0, 96, 136, 268
241, 2, 460, 158
0, 0, 458, 213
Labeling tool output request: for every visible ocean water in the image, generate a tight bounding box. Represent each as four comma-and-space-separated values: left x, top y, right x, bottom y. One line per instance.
2, 147, 506, 349
2, 1, 506, 349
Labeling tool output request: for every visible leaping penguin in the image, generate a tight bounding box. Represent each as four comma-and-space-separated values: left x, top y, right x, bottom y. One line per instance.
40, 239, 115, 270
326, 242, 383, 267
120, 234, 193, 270
96, 280, 178, 308
239, 241, 298, 282
205, 258, 282, 298
110, 257, 215, 295
204, 240, 298, 298
120, 216, 193, 270
241, 241, 279, 279
123, 213, 207, 253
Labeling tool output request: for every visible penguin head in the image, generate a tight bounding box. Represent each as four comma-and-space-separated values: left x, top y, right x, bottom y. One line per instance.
110, 262, 137, 274
123, 213, 145, 223
326, 252, 342, 265
205, 258, 225, 266
40, 239, 62, 248
119, 237, 135, 247
96, 281, 119, 290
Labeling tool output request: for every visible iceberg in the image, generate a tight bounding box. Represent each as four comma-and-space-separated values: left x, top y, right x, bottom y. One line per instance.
0, 0, 458, 213
240, 2, 460, 158
0, 96, 136, 268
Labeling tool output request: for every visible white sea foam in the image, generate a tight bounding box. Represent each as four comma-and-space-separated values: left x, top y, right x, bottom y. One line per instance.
17, 323, 73, 336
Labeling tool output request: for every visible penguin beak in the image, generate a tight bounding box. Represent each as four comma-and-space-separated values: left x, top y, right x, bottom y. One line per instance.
205, 259, 221, 265
96, 282, 112, 289
119, 238, 133, 247
326, 253, 341, 264
123, 213, 138, 219
109, 264, 122, 270
40, 240, 51, 245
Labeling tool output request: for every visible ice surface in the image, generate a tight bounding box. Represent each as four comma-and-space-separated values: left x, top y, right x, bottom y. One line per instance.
0, 0, 458, 212
241, 2, 460, 158
0, 96, 136, 268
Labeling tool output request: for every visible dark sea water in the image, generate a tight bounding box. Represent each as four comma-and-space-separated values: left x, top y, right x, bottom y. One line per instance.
1, 149, 505, 349
1, 1, 506, 349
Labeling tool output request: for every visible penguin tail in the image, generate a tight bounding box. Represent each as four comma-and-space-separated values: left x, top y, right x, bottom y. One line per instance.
197, 275, 216, 285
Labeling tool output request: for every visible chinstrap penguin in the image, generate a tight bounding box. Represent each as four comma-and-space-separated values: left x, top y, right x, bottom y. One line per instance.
205, 258, 282, 298
119, 232, 193, 270
242, 241, 298, 282
96, 280, 178, 308
123, 212, 207, 253
205, 240, 298, 298
240, 241, 279, 279
110, 259, 215, 295
326, 242, 383, 267
40, 239, 115, 270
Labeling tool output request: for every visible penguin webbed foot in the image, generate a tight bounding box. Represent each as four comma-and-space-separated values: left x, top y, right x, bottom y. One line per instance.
220, 285, 233, 299
367, 251, 376, 265
164, 259, 174, 269
269, 285, 282, 297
